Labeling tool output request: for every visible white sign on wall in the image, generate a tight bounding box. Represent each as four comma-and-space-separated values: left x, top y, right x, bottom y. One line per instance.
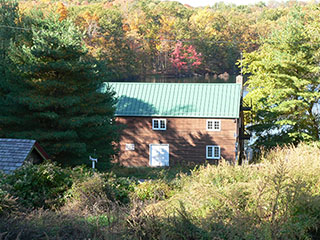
125, 144, 135, 151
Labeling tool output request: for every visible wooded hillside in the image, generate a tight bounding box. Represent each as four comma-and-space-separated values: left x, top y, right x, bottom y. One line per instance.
17, 0, 315, 79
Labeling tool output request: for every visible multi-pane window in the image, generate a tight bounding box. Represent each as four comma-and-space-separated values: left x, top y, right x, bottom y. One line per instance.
206, 145, 220, 159
153, 119, 159, 129
206, 120, 221, 131
152, 119, 166, 130
160, 120, 166, 129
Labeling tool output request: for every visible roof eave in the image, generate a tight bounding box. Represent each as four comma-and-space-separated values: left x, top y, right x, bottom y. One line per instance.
34, 142, 50, 160
115, 114, 240, 119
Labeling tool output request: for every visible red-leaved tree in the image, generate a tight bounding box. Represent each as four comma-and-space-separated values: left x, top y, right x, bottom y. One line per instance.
169, 41, 202, 74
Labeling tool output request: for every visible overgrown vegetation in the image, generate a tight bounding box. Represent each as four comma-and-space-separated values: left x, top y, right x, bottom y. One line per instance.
1, 144, 320, 239
110, 164, 194, 180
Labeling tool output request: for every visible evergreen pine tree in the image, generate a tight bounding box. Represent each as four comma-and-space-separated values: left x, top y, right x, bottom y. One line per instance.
0, 0, 19, 127
0, 0, 18, 80
1, 13, 118, 167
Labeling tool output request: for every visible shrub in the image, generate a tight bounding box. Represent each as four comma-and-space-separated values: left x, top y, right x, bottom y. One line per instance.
0, 183, 18, 216
0, 209, 118, 240
126, 200, 244, 240
64, 172, 135, 215
65, 173, 114, 215
69, 165, 94, 182
126, 200, 165, 240
4, 161, 72, 209
0, 172, 19, 216
133, 180, 173, 201
104, 174, 135, 204
110, 165, 194, 180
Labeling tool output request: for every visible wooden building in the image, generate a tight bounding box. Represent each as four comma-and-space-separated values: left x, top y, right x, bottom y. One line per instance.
107, 82, 243, 166
0, 138, 49, 173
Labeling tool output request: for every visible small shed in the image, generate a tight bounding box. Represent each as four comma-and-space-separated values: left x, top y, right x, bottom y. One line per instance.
0, 138, 49, 174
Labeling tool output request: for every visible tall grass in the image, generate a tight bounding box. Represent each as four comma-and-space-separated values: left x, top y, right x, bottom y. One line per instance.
1, 143, 320, 239
130, 143, 320, 239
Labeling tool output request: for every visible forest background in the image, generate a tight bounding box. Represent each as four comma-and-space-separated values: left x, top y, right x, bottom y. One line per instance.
16, 0, 311, 80
2, 0, 320, 163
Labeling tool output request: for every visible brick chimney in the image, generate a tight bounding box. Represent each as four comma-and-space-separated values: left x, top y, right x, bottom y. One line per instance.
236, 75, 243, 86
236, 75, 243, 97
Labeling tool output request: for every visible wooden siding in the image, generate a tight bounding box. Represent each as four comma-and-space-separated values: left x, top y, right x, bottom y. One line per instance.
27, 150, 44, 165
115, 117, 238, 166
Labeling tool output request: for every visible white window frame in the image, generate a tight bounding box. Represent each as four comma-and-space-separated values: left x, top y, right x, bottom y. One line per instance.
206, 120, 221, 131
152, 119, 167, 130
206, 145, 221, 159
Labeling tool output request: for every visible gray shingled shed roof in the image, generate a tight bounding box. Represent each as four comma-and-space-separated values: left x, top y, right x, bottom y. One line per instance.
0, 138, 36, 174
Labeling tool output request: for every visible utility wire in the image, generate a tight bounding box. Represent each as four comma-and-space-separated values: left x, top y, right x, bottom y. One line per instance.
0, 25, 31, 31
0, 24, 260, 44
1, 24, 319, 46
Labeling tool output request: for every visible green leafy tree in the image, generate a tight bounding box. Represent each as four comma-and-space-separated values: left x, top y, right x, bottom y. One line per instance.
243, 8, 320, 148
1, 13, 117, 166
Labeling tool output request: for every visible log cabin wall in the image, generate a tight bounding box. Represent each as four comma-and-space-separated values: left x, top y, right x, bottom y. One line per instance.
115, 116, 238, 166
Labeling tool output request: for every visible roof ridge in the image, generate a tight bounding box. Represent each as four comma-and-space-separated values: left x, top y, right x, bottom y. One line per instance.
109, 82, 239, 84
0, 138, 36, 142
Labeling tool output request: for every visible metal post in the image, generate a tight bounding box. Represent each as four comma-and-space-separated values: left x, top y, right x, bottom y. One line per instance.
89, 149, 98, 171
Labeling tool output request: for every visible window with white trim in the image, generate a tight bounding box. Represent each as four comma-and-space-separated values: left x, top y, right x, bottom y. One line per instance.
207, 120, 221, 131
206, 145, 220, 159
152, 119, 166, 130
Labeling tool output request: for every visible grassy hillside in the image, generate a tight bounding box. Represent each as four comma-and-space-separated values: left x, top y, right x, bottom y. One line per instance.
135, 143, 320, 239
1, 143, 320, 239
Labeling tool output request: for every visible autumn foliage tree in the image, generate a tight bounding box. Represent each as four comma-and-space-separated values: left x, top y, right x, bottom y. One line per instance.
18, 0, 294, 77
57, 2, 68, 21
169, 41, 202, 75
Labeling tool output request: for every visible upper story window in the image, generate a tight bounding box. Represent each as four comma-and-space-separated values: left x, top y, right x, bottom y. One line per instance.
152, 119, 166, 130
207, 120, 221, 131
206, 145, 220, 159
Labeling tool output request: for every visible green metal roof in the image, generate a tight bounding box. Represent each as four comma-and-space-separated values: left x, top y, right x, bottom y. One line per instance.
105, 82, 242, 118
